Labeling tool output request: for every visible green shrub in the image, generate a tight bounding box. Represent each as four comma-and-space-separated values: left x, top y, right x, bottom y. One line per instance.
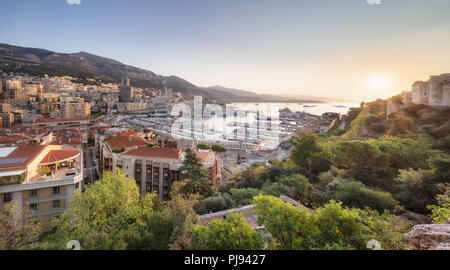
334, 180, 398, 211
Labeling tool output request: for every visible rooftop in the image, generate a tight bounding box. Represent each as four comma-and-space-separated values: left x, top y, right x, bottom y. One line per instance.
123, 147, 182, 160
34, 117, 98, 124
106, 135, 148, 150
0, 144, 46, 169
40, 149, 80, 165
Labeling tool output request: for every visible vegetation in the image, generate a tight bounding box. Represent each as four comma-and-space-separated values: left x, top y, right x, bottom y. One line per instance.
197, 144, 210, 150
211, 145, 227, 153
192, 212, 264, 250
333, 180, 398, 211
0, 203, 42, 250
37, 167, 51, 176
36, 170, 199, 250
112, 147, 125, 153
179, 148, 213, 197
10, 98, 449, 250
253, 196, 408, 250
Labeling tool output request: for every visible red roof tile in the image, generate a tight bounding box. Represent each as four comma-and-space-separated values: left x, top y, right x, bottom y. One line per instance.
40, 149, 80, 165
106, 135, 148, 150
0, 144, 46, 169
123, 147, 182, 160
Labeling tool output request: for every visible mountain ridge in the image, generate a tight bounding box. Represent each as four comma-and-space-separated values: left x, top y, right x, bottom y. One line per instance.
0, 43, 328, 103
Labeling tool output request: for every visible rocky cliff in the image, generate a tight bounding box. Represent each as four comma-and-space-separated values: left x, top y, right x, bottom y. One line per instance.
404, 218, 450, 250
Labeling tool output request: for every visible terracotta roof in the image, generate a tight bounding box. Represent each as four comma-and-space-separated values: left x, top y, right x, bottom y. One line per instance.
0, 144, 46, 169
195, 151, 213, 164
106, 135, 148, 150
0, 135, 28, 144
40, 149, 80, 165
123, 147, 182, 160
118, 130, 140, 136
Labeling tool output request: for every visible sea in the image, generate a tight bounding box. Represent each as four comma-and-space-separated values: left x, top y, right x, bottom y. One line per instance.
230, 102, 361, 116
199, 102, 360, 143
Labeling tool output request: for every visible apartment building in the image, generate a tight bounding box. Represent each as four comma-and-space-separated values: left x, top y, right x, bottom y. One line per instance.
31, 117, 100, 138
412, 73, 450, 107
0, 143, 83, 231
60, 96, 91, 119
100, 131, 221, 201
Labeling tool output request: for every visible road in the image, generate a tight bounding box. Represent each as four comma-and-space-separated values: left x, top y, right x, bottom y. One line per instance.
83, 144, 99, 184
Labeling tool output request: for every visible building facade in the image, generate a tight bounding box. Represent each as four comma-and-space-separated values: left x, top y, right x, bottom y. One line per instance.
412, 73, 450, 107
99, 131, 221, 201
119, 78, 132, 102
0, 143, 83, 231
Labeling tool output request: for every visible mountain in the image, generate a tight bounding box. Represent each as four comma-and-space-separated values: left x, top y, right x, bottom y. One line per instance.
0, 43, 323, 103
281, 94, 358, 103
203, 86, 323, 103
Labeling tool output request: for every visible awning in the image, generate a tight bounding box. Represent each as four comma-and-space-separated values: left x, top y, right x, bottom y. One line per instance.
0, 169, 26, 177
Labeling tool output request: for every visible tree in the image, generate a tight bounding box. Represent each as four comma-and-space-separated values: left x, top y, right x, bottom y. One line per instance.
211, 145, 226, 153
253, 195, 317, 249
253, 196, 407, 250
262, 174, 315, 206
333, 180, 398, 212
197, 144, 210, 150
38, 169, 157, 250
194, 192, 235, 215
192, 212, 264, 250
291, 133, 331, 173
230, 188, 265, 207
179, 149, 213, 196
0, 203, 42, 250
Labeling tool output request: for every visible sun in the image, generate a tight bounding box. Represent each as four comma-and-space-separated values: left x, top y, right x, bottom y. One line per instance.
365, 74, 392, 90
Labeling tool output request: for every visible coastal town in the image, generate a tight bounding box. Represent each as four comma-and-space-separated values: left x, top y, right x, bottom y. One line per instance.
1, 67, 449, 233
1, 1, 450, 256
0, 69, 347, 230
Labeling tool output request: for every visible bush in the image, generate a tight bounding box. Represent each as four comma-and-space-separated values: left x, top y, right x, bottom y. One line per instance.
37, 167, 51, 176
194, 193, 235, 215
230, 188, 265, 207
192, 212, 264, 250
197, 144, 209, 150
112, 147, 125, 153
253, 196, 408, 250
427, 200, 450, 224
369, 122, 387, 133
334, 181, 398, 211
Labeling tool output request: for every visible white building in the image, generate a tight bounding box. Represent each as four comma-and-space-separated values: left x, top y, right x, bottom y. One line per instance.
412, 73, 450, 107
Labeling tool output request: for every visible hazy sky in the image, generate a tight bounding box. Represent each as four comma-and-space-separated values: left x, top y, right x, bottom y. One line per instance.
2, 0, 450, 101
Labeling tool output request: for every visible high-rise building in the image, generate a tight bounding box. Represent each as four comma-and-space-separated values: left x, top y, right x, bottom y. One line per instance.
119, 77, 132, 102
1, 78, 28, 107
60, 97, 90, 119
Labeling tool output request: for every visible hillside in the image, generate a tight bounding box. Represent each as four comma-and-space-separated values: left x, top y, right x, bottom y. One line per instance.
0, 43, 321, 103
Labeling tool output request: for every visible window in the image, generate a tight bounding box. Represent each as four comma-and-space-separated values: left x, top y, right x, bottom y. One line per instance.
29, 203, 38, 211
53, 186, 61, 196
30, 189, 38, 198
3, 193, 12, 203
52, 200, 61, 209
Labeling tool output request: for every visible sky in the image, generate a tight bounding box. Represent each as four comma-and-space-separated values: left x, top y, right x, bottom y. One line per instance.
1, 0, 450, 102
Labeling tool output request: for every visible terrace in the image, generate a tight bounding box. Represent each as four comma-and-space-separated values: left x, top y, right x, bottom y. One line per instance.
30, 149, 81, 182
